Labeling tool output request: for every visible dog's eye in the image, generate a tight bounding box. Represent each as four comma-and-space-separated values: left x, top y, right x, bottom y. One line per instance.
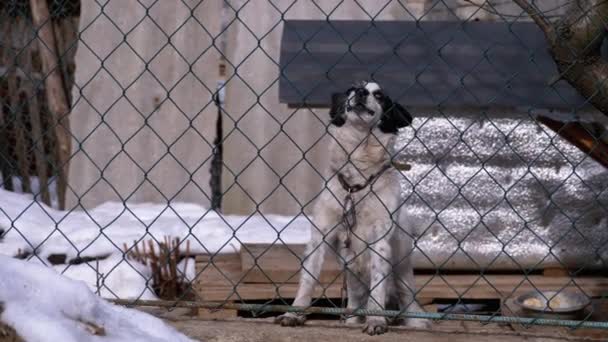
374, 92, 384, 99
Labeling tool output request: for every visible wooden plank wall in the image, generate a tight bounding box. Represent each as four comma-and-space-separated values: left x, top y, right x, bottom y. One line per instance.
195, 243, 608, 303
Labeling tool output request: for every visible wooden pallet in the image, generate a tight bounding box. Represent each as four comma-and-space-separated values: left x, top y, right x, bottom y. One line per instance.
193, 243, 608, 317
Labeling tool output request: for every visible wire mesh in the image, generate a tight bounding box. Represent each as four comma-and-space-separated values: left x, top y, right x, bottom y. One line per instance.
1, 0, 608, 334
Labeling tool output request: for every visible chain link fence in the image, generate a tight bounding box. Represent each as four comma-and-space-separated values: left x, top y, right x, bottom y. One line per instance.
1, 0, 608, 333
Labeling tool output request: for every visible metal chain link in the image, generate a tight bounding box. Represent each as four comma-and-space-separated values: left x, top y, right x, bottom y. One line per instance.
0, 0, 607, 331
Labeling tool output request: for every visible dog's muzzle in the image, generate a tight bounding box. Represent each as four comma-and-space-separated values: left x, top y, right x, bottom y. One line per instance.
346, 88, 375, 115
347, 101, 375, 115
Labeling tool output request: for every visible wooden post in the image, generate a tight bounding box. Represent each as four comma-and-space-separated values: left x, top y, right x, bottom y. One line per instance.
0, 85, 12, 191
209, 62, 226, 212
0, 19, 14, 192
21, 32, 51, 205
29, 0, 72, 209
7, 19, 31, 194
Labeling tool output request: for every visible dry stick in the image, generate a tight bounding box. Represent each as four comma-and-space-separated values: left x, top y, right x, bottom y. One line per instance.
8, 19, 31, 193
169, 238, 178, 298
181, 240, 191, 284
20, 29, 50, 205
29, 0, 72, 210
133, 242, 140, 262
162, 237, 172, 298
148, 240, 161, 293
134, 240, 146, 265
142, 241, 148, 265
160, 239, 168, 298
170, 238, 178, 284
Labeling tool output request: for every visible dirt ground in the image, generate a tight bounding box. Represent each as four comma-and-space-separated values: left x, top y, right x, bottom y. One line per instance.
147, 307, 608, 342
3, 306, 608, 342
167, 317, 608, 342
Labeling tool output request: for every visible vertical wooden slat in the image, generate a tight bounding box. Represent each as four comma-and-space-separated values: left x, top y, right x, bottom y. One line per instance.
0, 18, 15, 192
52, 20, 71, 102
43, 18, 76, 180
29, 0, 72, 209
8, 18, 31, 193
63, 17, 79, 93
21, 23, 51, 205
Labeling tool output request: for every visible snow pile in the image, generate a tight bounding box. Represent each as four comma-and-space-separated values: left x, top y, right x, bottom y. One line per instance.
0, 188, 310, 298
54, 256, 157, 300
0, 255, 195, 342
0, 188, 310, 261
0, 176, 60, 209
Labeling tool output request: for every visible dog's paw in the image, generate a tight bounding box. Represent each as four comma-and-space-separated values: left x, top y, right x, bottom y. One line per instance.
406, 318, 431, 329
362, 317, 388, 335
274, 312, 306, 327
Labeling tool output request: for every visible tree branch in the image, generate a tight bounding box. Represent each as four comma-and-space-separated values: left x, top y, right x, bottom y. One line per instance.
461, 0, 564, 20
557, 0, 608, 55
511, 0, 554, 40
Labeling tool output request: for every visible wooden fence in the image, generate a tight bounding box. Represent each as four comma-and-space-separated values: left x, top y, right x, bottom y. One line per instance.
0, 6, 78, 208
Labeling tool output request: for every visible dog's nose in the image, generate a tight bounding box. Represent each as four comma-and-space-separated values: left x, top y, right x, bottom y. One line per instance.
355, 88, 368, 103
355, 88, 369, 97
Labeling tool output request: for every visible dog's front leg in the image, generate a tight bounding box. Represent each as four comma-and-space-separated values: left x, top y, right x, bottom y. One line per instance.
275, 220, 336, 327
363, 233, 392, 335
344, 267, 368, 325
395, 251, 430, 329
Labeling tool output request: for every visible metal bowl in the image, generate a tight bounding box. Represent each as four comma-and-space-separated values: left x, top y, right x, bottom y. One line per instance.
515, 290, 591, 313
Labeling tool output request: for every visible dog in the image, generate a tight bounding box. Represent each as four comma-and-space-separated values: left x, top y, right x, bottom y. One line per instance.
275, 81, 428, 335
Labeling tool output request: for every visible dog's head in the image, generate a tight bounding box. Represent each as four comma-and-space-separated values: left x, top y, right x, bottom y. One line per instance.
329, 81, 412, 134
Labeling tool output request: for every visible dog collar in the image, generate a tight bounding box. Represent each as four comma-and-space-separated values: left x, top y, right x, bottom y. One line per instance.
337, 163, 391, 194
336, 160, 412, 193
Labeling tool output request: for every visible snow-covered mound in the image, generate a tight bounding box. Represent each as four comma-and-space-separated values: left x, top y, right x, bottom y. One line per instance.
0, 188, 310, 298
0, 188, 311, 261
0, 256, 195, 342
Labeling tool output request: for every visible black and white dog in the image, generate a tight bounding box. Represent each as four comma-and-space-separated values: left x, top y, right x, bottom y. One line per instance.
275, 81, 428, 335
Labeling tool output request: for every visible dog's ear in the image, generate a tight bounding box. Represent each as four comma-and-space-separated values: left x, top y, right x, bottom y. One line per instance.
329, 92, 346, 126
379, 97, 412, 134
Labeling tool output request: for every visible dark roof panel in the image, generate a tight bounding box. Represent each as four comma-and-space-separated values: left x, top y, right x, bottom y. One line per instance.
279, 20, 586, 109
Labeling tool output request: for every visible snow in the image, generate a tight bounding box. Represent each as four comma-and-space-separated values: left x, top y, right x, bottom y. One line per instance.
53, 256, 158, 300
177, 257, 196, 283
0, 188, 310, 298
0, 255, 195, 342
1, 175, 60, 209
0, 188, 311, 260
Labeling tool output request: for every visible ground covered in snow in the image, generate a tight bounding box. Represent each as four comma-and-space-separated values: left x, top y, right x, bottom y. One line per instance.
0, 256, 195, 342
0, 188, 310, 299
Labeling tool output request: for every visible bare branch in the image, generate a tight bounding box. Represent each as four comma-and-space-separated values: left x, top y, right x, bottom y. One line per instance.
461, 0, 570, 20
511, 0, 554, 39
558, 0, 608, 55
